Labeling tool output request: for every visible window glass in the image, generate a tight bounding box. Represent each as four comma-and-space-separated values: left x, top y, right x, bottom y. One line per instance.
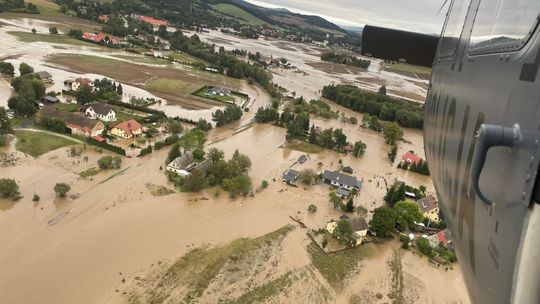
469, 0, 540, 54
439, 0, 471, 58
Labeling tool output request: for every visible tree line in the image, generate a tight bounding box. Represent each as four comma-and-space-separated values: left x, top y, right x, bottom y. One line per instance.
322, 84, 424, 129
320, 52, 370, 69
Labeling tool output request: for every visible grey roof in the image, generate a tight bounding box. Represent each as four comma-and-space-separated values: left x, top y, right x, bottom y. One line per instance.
168, 151, 194, 170
417, 194, 438, 213
298, 154, 308, 164
88, 103, 114, 116
336, 188, 349, 197
209, 86, 231, 95
322, 170, 362, 188
282, 169, 300, 183
38, 106, 101, 130
350, 217, 369, 232
36, 71, 52, 79
41, 96, 59, 103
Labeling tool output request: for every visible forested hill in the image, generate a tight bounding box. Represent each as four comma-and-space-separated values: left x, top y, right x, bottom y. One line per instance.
204, 0, 346, 34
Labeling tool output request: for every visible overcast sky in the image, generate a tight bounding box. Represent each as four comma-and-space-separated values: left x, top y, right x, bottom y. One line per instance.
245, 0, 448, 34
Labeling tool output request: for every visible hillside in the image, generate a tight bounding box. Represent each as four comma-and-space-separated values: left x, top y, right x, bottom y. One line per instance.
211, 3, 269, 26
207, 0, 346, 34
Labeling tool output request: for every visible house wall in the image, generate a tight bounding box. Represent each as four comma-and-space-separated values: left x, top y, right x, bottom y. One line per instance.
424, 208, 440, 222
111, 128, 130, 138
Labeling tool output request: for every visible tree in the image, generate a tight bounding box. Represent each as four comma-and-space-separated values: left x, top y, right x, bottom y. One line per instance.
182, 169, 207, 192
31, 28, 36, 34
308, 125, 317, 144
196, 119, 212, 131
308, 204, 317, 213
0, 107, 12, 135
228, 149, 251, 175
0, 62, 15, 77
207, 147, 224, 163
298, 168, 317, 185
333, 219, 353, 244
116, 84, 123, 95
370, 206, 397, 238
75, 85, 94, 104
0, 178, 19, 199
19, 63, 34, 75
169, 122, 183, 134
378, 85, 387, 95
97, 156, 122, 169
329, 192, 342, 209
394, 200, 424, 231
352, 141, 366, 157
388, 144, 398, 163
416, 237, 434, 257
49, 26, 59, 34
222, 175, 251, 198
193, 148, 205, 161
166, 143, 181, 164
54, 183, 71, 198
384, 182, 406, 207
261, 180, 269, 189
383, 122, 403, 145
333, 128, 347, 149
345, 197, 354, 212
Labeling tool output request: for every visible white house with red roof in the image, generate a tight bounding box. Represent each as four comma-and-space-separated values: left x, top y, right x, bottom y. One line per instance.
137, 15, 171, 31
111, 119, 143, 138
428, 229, 451, 248
82, 32, 119, 45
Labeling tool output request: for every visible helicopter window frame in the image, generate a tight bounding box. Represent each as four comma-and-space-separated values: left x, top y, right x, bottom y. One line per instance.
468, 0, 540, 55
438, 0, 472, 59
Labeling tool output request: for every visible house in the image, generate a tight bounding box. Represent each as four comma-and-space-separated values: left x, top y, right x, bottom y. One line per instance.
402, 152, 422, 165
342, 166, 353, 174
322, 170, 362, 191
82, 32, 119, 45
417, 194, 440, 222
282, 169, 300, 185
98, 15, 109, 22
85, 103, 116, 121
298, 154, 308, 164
428, 229, 451, 248
35, 71, 53, 83
111, 119, 143, 138
336, 188, 350, 199
166, 151, 211, 176
40, 96, 59, 104
36, 106, 105, 137
326, 216, 369, 246
65, 78, 95, 92
208, 86, 231, 97
137, 15, 170, 31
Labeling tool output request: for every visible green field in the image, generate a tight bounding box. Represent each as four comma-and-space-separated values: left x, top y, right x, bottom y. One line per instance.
287, 141, 324, 154
15, 130, 78, 157
212, 3, 269, 26
112, 55, 171, 66
164, 51, 205, 64
55, 103, 80, 112
8, 31, 95, 46
385, 62, 432, 76
192, 86, 235, 104
145, 78, 201, 96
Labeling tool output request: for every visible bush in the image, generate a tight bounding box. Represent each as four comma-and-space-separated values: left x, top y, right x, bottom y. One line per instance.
416, 237, 434, 257
261, 180, 269, 189
308, 204, 317, 213
0, 178, 20, 199
86, 137, 126, 155
32, 194, 40, 202
97, 155, 122, 169
53, 183, 71, 198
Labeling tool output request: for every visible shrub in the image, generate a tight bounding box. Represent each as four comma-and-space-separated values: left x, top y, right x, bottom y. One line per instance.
261, 180, 269, 189
0, 178, 20, 199
53, 183, 71, 198
86, 137, 126, 155
308, 204, 317, 213
32, 194, 40, 202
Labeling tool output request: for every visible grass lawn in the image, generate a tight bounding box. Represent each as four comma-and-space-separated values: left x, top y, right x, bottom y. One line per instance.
15, 130, 78, 157
308, 243, 370, 291
79, 167, 100, 178
112, 55, 171, 66
7, 31, 94, 47
55, 103, 80, 112
145, 78, 200, 96
385, 62, 432, 76
192, 86, 235, 104
164, 51, 205, 64
287, 141, 324, 154
212, 3, 269, 26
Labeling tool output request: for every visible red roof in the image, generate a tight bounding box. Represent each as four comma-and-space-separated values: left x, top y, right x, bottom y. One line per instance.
82, 32, 118, 44
75, 77, 93, 85
344, 145, 353, 152
113, 119, 142, 136
98, 15, 109, 22
436, 231, 448, 246
402, 152, 422, 164
92, 135, 106, 142
138, 16, 169, 26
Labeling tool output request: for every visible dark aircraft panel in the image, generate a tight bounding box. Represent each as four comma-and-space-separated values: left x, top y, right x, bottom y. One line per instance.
361, 25, 438, 67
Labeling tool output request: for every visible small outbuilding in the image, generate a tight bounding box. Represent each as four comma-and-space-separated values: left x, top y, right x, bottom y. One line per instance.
282, 169, 300, 185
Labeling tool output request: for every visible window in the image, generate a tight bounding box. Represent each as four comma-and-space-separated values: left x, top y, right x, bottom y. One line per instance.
469, 0, 540, 55
439, 0, 471, 58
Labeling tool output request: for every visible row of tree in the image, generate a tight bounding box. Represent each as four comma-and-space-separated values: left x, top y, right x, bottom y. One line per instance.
212, 105, 242, 127
322, 84, 424, 129
398, 159, 430, 176
320, 52, 371, 69
7, 63, 46, 117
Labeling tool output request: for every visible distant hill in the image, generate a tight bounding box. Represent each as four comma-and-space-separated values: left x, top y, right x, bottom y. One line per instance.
205, 0, 346, 34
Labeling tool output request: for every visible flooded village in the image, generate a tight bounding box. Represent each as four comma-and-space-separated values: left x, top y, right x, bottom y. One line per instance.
0, 1, 469, 304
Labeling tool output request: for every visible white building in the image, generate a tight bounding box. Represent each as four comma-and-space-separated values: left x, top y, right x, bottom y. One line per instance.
85, 103, 116, 121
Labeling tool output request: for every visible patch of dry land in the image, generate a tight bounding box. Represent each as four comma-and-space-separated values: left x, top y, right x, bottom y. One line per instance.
0, 12, 468, 304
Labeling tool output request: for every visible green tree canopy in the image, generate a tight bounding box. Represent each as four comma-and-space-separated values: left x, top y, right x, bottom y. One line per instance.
54, 183, 71, 198
0, 178, 20, 199
370, 206, 397, 238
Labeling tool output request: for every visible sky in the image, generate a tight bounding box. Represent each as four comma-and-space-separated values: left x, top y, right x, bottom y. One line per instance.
244, 0, 448, 34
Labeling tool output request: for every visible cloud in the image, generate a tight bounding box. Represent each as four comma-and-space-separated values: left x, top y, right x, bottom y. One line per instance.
245, 0, 447, 34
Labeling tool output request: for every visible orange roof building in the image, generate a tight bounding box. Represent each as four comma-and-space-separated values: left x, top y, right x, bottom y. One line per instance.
402, 152, 422, 165
138, 16, 169, 27
111, 119, 143, 139
82, 32, 119, 44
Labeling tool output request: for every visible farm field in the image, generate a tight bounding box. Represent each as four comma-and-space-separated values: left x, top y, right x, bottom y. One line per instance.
212, 3, 269, 26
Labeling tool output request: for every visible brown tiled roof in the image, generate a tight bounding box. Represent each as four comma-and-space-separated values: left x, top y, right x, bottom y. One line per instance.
88, 103, 114, 116
417, 194, 438, 213
113, 119, 142, 136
